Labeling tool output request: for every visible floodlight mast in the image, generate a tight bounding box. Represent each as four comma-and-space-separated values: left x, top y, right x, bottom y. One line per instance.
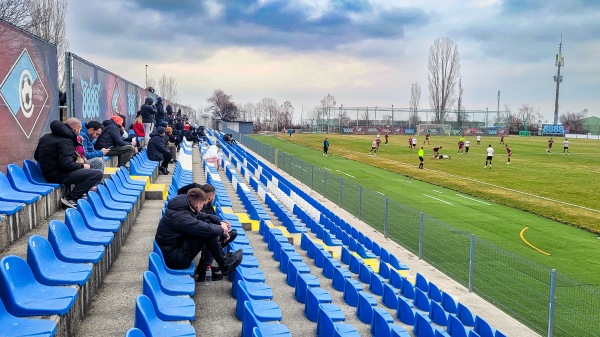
553, 36, 564, 125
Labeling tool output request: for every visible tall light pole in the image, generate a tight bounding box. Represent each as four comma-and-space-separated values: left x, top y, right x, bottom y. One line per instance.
553, 36, 564, 125
145, 65, 148, 88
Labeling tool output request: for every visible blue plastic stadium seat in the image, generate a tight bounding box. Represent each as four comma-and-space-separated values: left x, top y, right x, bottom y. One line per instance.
64, 208, 114, 245
23, 160, 60, 188
125, 328, 147, 337
241, 301, 291, 337
457, 302, 476, 326
152, 241, 195, 275
342, 278, 363, 307
474, 316, 501, 337
142, 271, 195, 321
429, 300, 449, 326
371, 307, 411, 337
105, 177, 141, 198
356, 291, 377, 324
358, 261, 373, 284
96, 185, 134, 211
348, 253, 362, 274
77, 199, 122, 232
448, 314, 480, 337
414, 288, 431, 312
148, 253, 195, 296
316, 303, 359, 337
280, 250, 302, 274
0, 172, 40, 204
27, 235, 92, 286
231, 269, 273, 300
332, 266, 353, 292
6, 164, 53, 196
414, 311, 449, 337
389, 254, 410, 270
48, 220, 105, 263
382, 283, 400, 309
294, 273, 320, 304
400, 276, 415, 300
322, 256, 342, 280
396, 296, 416, 325
134, 295, 196, 337
87, 191, 128, 221
0, 256, 78, 316
233, 266, 266, 284
355, 242, 376, 259
236, 281, 282, 322
285, 261, 310, 287
304, 287, 333, 322
0, 295, 57, 337
416, 273, 429, 292
0, 200, 23, 215
441, 292, 458, 314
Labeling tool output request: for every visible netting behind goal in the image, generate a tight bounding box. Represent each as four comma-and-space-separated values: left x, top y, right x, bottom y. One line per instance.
417, 124, 452, 136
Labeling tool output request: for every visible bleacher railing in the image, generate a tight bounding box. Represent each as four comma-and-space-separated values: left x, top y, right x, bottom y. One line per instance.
227, 129, 600, 337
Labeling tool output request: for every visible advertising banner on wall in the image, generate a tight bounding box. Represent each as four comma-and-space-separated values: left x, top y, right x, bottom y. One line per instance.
70, 53, 156, 125
0, 19, 58, 171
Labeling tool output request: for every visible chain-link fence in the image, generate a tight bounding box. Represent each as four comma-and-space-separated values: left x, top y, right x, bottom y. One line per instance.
228, 129, 600, 337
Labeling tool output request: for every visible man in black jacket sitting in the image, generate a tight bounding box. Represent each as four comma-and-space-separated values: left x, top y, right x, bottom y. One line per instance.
34, 118, 104, 209
94, 115, 134, 168
154, 188, 243, 277
147, 126, 171, 175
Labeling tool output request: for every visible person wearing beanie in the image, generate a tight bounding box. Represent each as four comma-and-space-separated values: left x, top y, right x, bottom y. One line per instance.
95, 115, 134, 168
147, 125, 172, 174
139, 97, 156, 143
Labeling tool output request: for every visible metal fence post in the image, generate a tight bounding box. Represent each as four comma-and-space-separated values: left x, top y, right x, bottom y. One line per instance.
384, 198, 389, 238
339, 177, 343, 206
324, 171, 327, 195
548, 269, 557, 337
468, 234, 475, 292
418, 212, 424, 259
358, 186, 363, 220
311, 166, 314, 188
274, 149, 278, 166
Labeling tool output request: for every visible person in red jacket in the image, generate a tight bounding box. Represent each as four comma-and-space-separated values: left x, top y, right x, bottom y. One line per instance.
133, 115, 145, 137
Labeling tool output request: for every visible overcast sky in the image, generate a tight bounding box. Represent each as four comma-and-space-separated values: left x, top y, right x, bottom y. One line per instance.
66, 0, 600, 122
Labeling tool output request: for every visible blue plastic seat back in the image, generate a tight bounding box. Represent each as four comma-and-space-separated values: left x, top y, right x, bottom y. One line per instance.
6, 164, 53, 195
76, 198, 121, 232
382, 283, 399, 309
106, 178, 140, 198
142, 271, 195, 322
441, 292, 457, 314
0, 293, 57, 337
428, 282, 442, 303
47, 220, 105, 263
0, 255, 77, 316
474, 316, 496, 337
27, 235, 92, 286
0, 172, 40, 204
400, 276, 415, 300
396, 296, 415, 325
371, 307, 394, 337
64, 208, 113, 245
23, 159, 60, 188
416, 273, 429, 292
125, 328, 147, 337
153, 241, 195, 275
428, 300, 448, 326
147, 252, 195, 296
457, 302, 476, 326
356, 291, 377, 324
87, 191, 128, 220
448, 314, 470, 337
414, 288, 431, 312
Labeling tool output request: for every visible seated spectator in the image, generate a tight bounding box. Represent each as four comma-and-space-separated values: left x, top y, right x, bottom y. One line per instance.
184, 124, 199, 146
176, 183, 237, 281
34, 118, 104, 209
165, 126, 178, 164
205, 144, 221, 170
154, 188, 243, 277
95, 115, 135, 168
222, 133, 231, 145
80, 121, 109, 171
132, 115, 145, 138
229, 134, 237, 145
147, 126, 171, 175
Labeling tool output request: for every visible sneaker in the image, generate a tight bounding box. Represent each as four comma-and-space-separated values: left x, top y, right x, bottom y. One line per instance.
220, 249, 243, 276
484, 166, 487, 169
211, 266, 224, 281
159, 166, 169, 175
61, 196, 77, 209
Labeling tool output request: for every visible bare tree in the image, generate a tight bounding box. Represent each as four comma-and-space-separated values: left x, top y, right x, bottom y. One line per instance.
29, 0, 68, 91
518, 104, 540, 133
409, 82, 421, 127
0, 0, 34, 30
428, 37, 461, 123
279, 100, 294, 130
158, 74, 178, 102
456, 78, 469, 126
205, 89, 238, 121
560, 109, 588, 134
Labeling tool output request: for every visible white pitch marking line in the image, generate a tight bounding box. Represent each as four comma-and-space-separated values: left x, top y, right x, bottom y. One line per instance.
323, 167, 332, 172
376, 191, 385, 196
292, 163, 307, 172
432, 190, 443, 194
397, 179, 412, 184
423, 194, 453, 205
455, 194, 491, 205
336, 170, 356, 178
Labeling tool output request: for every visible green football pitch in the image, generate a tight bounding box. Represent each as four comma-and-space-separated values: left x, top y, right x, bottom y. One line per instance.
252, 133, 600, 287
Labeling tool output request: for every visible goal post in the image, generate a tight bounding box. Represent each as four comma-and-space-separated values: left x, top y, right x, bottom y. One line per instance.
417, 124, 452, 136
